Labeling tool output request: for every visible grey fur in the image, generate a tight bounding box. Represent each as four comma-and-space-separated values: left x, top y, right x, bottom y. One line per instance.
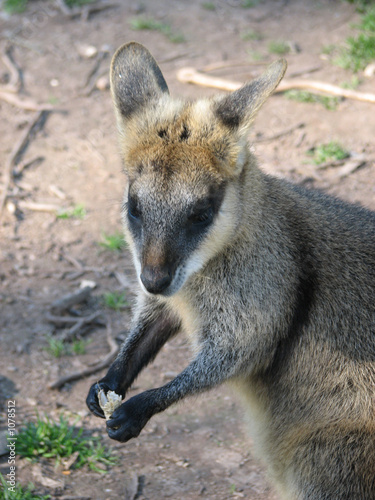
86, 43, 375, 500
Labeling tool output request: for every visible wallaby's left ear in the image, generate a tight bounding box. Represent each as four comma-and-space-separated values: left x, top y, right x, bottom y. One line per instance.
110, 41, 169, 120
214, 59, 287, 133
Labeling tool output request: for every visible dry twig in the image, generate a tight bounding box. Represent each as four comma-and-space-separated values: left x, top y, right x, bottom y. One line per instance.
50, 285, 94, 314
203, 60, 264, 72
177, 67, 375, 104
0, 110, 49, 219
0, 90, 54, 110
1, 44, 22, 93
48, 319, 119, 389
255, 122, 305, 143
13, 156, 44, 177
58, 312, 103, 342
18, 201, 61, 213
81, 49, 108, 95
57, 0, 118, 20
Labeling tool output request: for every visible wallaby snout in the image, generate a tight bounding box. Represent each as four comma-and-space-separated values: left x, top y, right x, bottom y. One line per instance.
140, 264, 173, 295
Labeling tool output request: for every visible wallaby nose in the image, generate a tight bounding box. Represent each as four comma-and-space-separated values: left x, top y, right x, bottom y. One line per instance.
140, 266, 172, 294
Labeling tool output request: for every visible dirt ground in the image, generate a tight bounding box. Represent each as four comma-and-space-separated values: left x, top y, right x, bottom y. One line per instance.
0, 0, 374, 499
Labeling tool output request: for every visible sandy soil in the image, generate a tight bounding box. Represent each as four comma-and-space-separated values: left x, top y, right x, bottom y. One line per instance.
0, 1, 374, 499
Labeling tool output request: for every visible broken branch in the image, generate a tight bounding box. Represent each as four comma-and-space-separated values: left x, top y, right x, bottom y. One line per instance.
18, 201, 61, 213
50, 285, 94, 315
255, 122, 305, 142
0, 91, 54, 111
59, 312, 103, 342
176, 67, 375, 104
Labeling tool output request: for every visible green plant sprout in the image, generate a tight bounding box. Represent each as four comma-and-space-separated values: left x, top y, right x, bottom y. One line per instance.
16, 414, 116, 473
306, 142, 350, 165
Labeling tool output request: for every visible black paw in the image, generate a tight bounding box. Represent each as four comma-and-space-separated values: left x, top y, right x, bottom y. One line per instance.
106, 393, 153, 442
86, 380, 114, 418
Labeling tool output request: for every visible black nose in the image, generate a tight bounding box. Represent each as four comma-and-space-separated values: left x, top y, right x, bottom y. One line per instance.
140, 266, 172, 294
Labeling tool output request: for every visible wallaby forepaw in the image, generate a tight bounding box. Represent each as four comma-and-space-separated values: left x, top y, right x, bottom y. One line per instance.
86, 381, 112, 419
106, 394, 151, 442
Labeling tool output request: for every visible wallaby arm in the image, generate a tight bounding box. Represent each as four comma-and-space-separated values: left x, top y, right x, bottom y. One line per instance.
86, 297, 181, 418
106, 341, 241, 442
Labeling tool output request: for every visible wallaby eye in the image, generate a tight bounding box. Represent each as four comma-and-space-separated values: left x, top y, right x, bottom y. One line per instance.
127, 196, 141, 221
188, 206, 213, 227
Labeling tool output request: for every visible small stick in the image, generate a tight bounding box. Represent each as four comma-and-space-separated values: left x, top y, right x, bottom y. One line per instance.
82, 67, 108, 97
278, 79, 375, 104
203, 60, 265, 72
46, 312, 105, 328
13, 156, 44, 177
176, 67, 375, 104
0, 91, 54, 111
58, 1, 118, 20
46, 313, 89, 326
82, 50, 108, 90
59, 311, 103, 342
58, 495, 92, 500
255, 122, 305, 143
315, 154, 367, 171
79, 2, 118, 21
177, 67, 240, 91
62, 253, 84, 270
288, 65, 321, 78
48, 319, 119, 390
48, 184, 67, 200
1, 44, 21, 93
333, 160, 366, 179
50, 286, 93, 315
5, 36, 44, 55
0, 110, 47, 219
18, 201, 61, 213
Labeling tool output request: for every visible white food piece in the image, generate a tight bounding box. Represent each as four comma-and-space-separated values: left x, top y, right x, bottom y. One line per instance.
98, 388, 122, 420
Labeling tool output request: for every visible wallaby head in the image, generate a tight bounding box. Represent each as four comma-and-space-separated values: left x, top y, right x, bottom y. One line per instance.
110, 42, 286, 296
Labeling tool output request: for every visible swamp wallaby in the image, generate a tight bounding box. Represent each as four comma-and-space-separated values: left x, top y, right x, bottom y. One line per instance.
87, 42, 375, 499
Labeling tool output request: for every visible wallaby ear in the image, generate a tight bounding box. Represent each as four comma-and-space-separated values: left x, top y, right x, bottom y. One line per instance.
110, 42, 169, 120
214, 59, 287, 132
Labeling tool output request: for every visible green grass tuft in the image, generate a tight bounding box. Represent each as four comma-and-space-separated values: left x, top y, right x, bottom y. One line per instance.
45, 337, 90, 357
2, 0, 27, 14
45, 337, 67, 358
344, 0, 375, 14
202, 2, 216, 11
268, 40, 290, 55
341, 75, 361, 88
306, 141, 350, 165
0, 474, 50, 500
284, 90, 340, 110
241, 29, 263, 41
71, 338, 90, 355
57, 204, 86, 220
103, 291, 128, 310
65, 0, 95, 6
16, 414, 116, 473
335, 7, 375, 71
130, 16, 185, 43
99, 232, 126, 252
2, 0, 95, 13
241, 0, 260, 7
